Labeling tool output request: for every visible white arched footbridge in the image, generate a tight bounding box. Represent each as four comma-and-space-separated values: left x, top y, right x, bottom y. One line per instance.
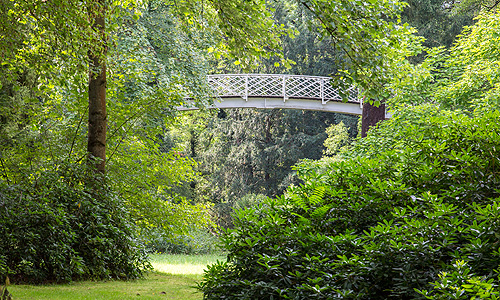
179, 74, 365, 115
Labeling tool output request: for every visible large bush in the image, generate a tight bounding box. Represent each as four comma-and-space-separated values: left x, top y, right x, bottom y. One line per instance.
0, 163, 150, 283
198, 106, 500, 299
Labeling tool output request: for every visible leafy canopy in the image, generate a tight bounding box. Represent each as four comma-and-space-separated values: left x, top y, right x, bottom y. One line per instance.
299, 0, 423, 103
389, 11, 500, 111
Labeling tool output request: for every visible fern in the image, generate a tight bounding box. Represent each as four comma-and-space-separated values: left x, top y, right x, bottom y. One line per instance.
308, 186, 326, 207
311, 204, 331, 219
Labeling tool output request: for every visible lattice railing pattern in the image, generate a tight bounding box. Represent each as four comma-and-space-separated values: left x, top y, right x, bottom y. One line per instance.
207, 74, 360, 103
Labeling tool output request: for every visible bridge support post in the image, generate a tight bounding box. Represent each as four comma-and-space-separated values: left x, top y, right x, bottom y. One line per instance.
244, 75, 248, 101
361, 100, 385, 138
282, 76, 288, 102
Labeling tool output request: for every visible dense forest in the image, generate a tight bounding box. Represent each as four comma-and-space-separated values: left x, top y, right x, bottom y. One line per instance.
2, 0, 500, 298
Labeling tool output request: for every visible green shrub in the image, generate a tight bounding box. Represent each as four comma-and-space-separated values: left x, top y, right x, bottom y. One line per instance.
198, 107, 500, 299
417, 260, 500, 299
145, 228, 221, 255
233, 193, 267, 212
0, 162, 150, 283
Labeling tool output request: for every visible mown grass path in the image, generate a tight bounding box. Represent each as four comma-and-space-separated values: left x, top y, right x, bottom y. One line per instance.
9, 254, 225, 300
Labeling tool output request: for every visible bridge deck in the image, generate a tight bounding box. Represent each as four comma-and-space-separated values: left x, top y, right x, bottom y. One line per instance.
179, 74, 365, 115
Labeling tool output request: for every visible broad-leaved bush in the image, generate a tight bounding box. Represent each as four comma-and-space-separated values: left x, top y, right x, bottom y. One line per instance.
198, 106, 500, 299
0, 162, 150, 283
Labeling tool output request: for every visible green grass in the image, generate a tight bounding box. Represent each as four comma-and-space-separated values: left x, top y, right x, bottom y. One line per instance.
8, 254, 226, 300
150, 253, 226, 276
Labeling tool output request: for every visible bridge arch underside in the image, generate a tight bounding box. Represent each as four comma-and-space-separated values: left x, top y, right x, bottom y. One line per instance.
178, 96, 363, 115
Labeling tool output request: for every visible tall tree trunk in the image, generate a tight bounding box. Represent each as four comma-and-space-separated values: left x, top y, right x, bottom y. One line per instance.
190, 129, 197, 190
87, 0, 107, 174
361, 100, 385, 138
264, 113, 271, 185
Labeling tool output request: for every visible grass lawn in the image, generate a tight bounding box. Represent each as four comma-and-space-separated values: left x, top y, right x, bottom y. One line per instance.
9, 254, 226, 300
149, 253, 226, 275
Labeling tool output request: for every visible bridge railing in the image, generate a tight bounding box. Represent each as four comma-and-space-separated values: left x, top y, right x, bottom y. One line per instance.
207, 74, 360, 104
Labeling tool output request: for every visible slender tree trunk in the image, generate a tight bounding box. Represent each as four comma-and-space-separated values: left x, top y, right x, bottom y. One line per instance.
264, 113, 271, 185
190, 129, 197, 190
361, 100, 385, 138
87, 0, 107, 174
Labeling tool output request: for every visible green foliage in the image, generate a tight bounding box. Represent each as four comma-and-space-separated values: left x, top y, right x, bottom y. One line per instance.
109, 2, 214, 117
171, 109, 357, 231
0, 66, 211, 260
145, 229, 221, 255
0, 0, 284, 78
417, 260, 500, 299
249, 0, 340, 76
299, 0, 423, 103
400, 0, 474, 51
195, 109, 357, 205
323, 121, 351, 156
0, 0, 114, 78
169, 0, 288, 69
108, 133, 212, 242
390, 12, 500, 111
0, 69, 40, 146
233, 194, 268, 212
130, 192, 213, 246
0, 0, 291, 287
450, 0, 498, 16
198, 107, 500, 299
0, 162, 150, 283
